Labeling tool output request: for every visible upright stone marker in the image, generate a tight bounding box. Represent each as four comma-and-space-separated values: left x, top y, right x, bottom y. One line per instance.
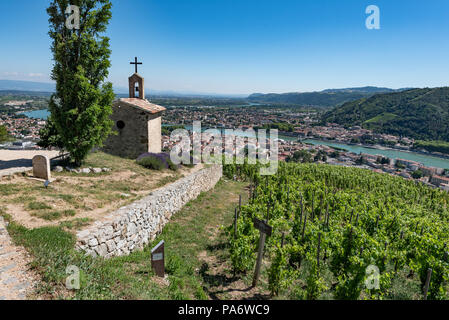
151, 240, 165, 278
32, 155, 51, 181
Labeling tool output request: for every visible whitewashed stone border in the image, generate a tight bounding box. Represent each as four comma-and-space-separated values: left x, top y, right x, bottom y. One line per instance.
76, 165, 223, 258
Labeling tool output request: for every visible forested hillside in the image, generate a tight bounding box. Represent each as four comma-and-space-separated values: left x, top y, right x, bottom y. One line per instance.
248, 87, 402, 107
322, 87, 449, 142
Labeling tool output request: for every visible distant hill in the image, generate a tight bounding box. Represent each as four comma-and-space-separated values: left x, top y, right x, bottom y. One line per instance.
321, 87, 449, 141
0, 90, 53, 97
0, 80, 247, 99
247, 87, 410, 107
0, 80, 56, 92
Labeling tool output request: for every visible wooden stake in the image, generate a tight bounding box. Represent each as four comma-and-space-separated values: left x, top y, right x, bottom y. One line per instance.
317, 233, 321, 275
319, 198, 323, 221
301, 211, 308, 242
281, 232, 285, 248
234, 208, 238, 238
239, 195, 242, 213
252, 232, 267, 287
423, 268, 433, 300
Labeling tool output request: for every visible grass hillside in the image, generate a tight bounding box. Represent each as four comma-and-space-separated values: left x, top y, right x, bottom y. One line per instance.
322, 87, 449, 142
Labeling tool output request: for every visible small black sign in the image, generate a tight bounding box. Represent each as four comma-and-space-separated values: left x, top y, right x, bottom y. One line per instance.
253, 218, 272, 236
151, 240, 165, 278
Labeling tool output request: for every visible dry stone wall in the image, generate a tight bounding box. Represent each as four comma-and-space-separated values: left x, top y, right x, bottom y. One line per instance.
76, 165, 223, 258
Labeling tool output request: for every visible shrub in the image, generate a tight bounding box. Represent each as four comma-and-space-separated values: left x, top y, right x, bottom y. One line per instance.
136, 153, 178, 171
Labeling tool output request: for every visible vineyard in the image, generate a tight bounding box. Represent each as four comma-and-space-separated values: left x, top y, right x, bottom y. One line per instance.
223, 162, 449, 300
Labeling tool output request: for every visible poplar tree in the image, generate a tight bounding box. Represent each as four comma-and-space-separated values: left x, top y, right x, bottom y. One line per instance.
45, 0, 114, 165
0, 125, 10, 143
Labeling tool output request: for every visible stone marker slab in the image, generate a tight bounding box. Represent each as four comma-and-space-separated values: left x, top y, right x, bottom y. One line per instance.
32, 155, 51, 181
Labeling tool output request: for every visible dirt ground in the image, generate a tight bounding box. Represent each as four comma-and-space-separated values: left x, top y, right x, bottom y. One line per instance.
0, 152, 202, 230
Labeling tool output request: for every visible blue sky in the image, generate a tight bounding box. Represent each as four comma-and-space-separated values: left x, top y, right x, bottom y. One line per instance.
0, 0, 448, 95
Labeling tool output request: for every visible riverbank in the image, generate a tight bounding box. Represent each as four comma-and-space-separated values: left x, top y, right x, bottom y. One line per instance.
303, 138, 449, 169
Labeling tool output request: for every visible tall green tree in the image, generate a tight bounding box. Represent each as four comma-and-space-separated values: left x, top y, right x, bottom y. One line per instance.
45, 0, 114, 165
0, 125, 10, 143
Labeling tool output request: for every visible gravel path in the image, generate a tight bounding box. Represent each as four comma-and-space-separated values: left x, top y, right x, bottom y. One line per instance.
0, 217, 37, 300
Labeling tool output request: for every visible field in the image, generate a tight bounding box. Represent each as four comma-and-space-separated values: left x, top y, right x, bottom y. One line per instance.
224, 162, 449, 300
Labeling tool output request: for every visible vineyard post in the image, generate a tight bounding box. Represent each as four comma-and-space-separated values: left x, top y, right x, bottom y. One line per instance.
317, 233, 321, 276
301, 211, 308, 242
255, 233, 266, 278
319, 197, 323, 221
234, 208, 238, 238
239, 195, 242, 213
423, 268, 433, 300
252, 218, 272, 288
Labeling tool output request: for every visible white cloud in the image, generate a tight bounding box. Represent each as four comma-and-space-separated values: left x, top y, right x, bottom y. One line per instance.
28, 73, 45, 77
2, 72, 19, 76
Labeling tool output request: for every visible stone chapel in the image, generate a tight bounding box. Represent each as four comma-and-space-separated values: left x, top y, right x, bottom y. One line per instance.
103, 58, 166, 159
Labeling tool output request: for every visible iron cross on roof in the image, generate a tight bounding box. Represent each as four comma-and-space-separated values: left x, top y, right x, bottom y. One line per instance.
130, 57, 142, 74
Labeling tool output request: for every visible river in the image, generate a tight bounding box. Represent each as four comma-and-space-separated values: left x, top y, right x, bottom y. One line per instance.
303, 139, 449, 170
21, 109, 50, 120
